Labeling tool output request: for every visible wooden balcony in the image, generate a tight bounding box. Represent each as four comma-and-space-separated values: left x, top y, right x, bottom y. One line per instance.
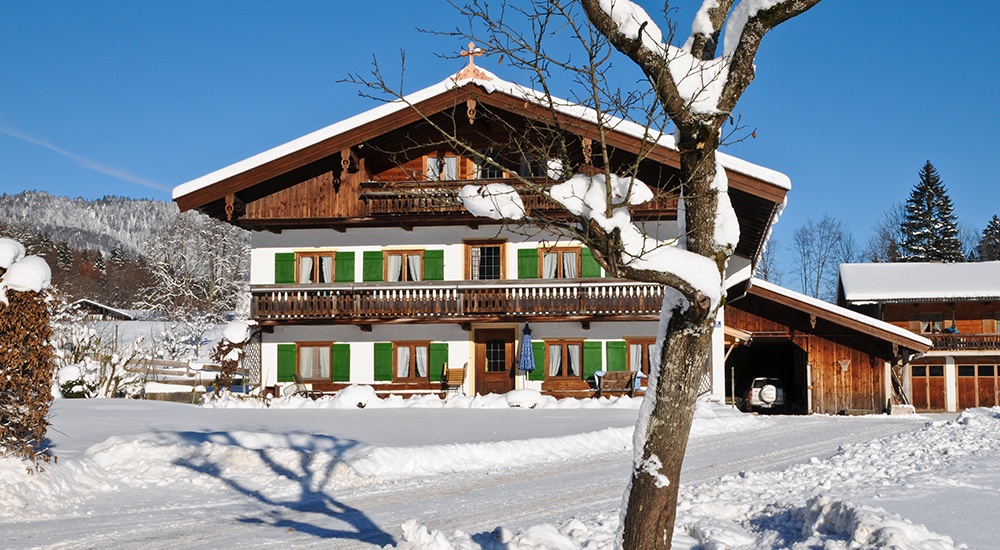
359, 178, 678, 218
251, 279, 665, 325
926, 333, 1000, 352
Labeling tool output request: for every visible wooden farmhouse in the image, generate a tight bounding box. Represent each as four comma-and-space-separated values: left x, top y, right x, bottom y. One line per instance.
839, 262, 1000, 411
173, 54, 792, 399
725, 279, 931, 415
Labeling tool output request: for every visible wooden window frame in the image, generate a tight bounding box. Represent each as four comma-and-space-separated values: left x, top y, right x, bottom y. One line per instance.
625, 337, 656, 377
384, 250, 424, 282
294, 251, 335, 284
393, 341, 431, 382
539, 246, 582, 279
464, 240, 507, 280
475, 148, 506, 180
545, 339, 584, 379
919, 313, 945, 334
296, 342, 332, 381
425, 154, 457, 181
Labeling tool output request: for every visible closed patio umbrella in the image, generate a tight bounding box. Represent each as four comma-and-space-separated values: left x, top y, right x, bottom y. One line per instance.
518, 324, 536, 385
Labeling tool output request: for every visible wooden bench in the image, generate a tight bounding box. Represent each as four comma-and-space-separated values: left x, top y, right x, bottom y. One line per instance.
596, 371, 637, 397
443, 363, 467, 396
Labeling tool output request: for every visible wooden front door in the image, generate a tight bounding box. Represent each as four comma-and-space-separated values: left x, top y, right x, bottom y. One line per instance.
474, 329, 515, 395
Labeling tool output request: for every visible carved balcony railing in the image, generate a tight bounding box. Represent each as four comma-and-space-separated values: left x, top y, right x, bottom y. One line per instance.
251, 279, 665, 324
926, 333, 1000, 351
359, 178, 678, 218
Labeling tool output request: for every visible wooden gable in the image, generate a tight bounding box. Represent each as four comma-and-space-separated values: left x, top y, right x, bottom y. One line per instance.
174, 73, 788, 259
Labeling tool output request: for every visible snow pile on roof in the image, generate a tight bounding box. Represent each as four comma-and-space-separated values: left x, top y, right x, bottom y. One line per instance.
751, 278, 931, 347
840, 261, 1000, 302
0, 238, 51, 304
173, 67, 790, 201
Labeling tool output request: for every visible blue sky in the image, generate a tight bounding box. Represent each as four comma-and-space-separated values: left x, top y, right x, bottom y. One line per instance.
1, 1, 998, 279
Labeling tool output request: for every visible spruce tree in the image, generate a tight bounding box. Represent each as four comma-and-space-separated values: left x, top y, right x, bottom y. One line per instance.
900, 161, 964, 262
976, 215, 1000, 261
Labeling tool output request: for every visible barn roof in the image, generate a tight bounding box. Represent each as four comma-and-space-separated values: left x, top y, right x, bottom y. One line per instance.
839, 262, 1000, 304
747, 278, 931, 352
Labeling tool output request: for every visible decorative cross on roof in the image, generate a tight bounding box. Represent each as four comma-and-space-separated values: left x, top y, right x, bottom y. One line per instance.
455, 41, 491, 81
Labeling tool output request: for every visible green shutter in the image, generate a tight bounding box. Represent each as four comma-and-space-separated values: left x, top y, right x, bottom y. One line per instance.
363, 251, 383, 281
429, 343, 448, 381
373, 342, 393, 381
332, 343, 351, 382
581, 247, 602, 278
606, 340, 627, 372
583, 341, 603, 381
530, 341, 546, 381
424, 249, 444, 281
277, 344, 297, 382
274, 253, 295, 284
335, 251, 355, 283
517, 248, 539, 279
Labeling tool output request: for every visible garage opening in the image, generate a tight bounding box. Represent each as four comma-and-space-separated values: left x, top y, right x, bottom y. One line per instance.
725, 340, 808, 414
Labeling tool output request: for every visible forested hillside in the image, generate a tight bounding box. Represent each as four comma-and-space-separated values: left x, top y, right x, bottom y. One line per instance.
0, 191, 249, 316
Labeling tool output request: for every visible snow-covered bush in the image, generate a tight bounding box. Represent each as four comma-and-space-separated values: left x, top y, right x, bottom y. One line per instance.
0, 238, 55, 469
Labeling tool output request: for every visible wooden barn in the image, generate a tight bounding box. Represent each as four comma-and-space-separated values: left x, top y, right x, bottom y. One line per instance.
725, 279, 931, 415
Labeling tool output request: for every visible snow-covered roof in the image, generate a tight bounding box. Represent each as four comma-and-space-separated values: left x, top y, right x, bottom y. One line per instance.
71, 298, 136, 320
748, 278, 932, 349
173, 68, 790, 200
839, 262, 1000, 303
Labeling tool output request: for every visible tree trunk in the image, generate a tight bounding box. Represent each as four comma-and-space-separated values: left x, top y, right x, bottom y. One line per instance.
621, 310, 715, 548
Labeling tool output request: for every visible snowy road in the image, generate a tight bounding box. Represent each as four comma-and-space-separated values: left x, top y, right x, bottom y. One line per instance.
2, 399, 946, 549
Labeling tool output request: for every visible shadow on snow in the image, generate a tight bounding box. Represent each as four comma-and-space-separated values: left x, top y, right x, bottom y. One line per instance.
169, 430, 396, 547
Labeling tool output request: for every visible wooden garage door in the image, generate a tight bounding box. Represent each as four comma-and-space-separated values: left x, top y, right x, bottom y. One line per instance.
911, 365, 946, 411
958, 364, 998, 409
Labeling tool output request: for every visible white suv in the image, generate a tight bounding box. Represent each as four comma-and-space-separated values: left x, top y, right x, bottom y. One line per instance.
742, 377, 785, 412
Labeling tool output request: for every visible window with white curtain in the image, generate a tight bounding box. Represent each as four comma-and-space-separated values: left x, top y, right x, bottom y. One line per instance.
297, 344, 331, 380
426, 155, 457, 181
296, 251, 335, 283
547, 340, 583, 378
385, 251, 423, 282
541, 248, 580, 279
395, 342, 430, 380
627, 338, 656, 376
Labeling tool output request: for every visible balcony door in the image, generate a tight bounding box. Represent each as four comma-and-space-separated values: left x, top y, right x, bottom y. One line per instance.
474, 328, 515, 395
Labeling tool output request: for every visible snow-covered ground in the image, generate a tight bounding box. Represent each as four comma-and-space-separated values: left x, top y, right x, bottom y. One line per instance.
2, 391, 996, 549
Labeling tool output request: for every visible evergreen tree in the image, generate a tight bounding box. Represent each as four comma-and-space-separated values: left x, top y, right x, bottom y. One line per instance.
900, 161, 964, 262
976, 215, 1000, 261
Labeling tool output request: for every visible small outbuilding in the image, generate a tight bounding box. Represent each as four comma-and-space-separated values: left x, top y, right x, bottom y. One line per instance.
724, 279, 931, 415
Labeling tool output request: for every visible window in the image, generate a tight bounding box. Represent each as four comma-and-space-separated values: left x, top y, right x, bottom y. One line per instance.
484, 338, 508, 372
920, 313, 943, 333
385, 250, 423, 282
295, 251, 334, 283
518, 156, 562, 179
626, 338, 656, 376
541, 247, 580, 279
546, 340, 583, 378
476, 149, 505, 179
426, 155, 457, 181
395, 342, 430, 380
297, 343, 331, 381
466, 241, 505, 280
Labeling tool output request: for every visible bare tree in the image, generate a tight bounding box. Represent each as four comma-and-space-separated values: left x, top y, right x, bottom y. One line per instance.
141, 212, 250, 321
791, 214, 856, 302
359, 1, 819, 546
866, 201, 906, 262
754, 237, 782, 284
